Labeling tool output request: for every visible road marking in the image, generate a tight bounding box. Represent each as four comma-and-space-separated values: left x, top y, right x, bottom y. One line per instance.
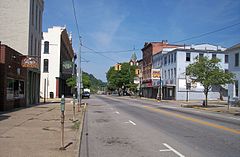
160, 143, 185, 157
114, 111, 120, 114
143, 106, 240, 135
129, 120, 136, 125
159, 149, 171, 152
124, 120, 136, 125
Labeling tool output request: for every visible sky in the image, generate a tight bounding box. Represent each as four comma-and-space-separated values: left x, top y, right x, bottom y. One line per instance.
43, 0, 240, 82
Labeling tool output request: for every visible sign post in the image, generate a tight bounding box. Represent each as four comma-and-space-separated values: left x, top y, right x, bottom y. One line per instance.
59, 95, 65, 150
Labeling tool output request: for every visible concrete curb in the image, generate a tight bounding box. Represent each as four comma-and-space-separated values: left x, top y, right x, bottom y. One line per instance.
76, 103, 87, 157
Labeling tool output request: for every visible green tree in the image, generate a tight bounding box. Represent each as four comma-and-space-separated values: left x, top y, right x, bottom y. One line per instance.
66, 76, 76, 94
82, 73, 90, 88
186, 56, 235, 107
106, 62, 137, 95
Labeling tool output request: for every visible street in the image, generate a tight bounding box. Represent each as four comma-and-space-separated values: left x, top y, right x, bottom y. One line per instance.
80, 95, 240, 157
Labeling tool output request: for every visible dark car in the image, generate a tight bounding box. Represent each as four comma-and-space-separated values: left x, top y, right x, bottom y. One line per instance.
82, 91, 90, 99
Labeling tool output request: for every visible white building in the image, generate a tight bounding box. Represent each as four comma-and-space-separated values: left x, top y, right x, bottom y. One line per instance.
0, 0, 44, 105
153, 44, 228, 100
226, 43, 240, 104
40, 26, 74, 99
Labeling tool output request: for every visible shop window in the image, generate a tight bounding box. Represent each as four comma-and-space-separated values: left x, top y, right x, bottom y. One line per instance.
7, 79, 14, 99
19, 81, 25, 98
235, 80, 239, 97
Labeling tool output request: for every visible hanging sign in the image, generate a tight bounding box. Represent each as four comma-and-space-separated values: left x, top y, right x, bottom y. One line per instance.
21, 57, 39, 69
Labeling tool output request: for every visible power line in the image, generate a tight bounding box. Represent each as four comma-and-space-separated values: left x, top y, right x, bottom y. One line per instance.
82, 45, 119, 63
82, 49, 135, 54
71, 0, 81, 41
173, 22, 240, 43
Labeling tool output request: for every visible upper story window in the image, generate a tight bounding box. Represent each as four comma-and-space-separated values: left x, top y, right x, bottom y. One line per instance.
164, 56, 167, 65
31, 0, 34, 25
43, 59, 49, 72
235, 53, 239, 67
171, 54, 173, 63
224, 54, 228, 63
186, 53, 191, 61
212, 54, 216, 59
36, 5, 38, 31
174, 53, 176, 62
168, 55, 170, 64
44, 41, 49, 54
174, 68, 176, 78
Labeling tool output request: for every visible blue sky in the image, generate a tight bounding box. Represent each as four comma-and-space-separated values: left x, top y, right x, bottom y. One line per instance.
43, 0, 240, 81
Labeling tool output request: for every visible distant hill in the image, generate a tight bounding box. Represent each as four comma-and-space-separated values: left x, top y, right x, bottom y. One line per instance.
83, 71, 106, 93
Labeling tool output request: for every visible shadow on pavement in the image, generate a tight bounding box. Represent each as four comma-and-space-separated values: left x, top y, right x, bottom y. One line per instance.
0, 115, 10, 121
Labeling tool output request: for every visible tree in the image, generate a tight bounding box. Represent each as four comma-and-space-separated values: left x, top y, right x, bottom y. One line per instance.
106, 62, 137, 95
66, 75, 77, 94
186, 56, 235, 107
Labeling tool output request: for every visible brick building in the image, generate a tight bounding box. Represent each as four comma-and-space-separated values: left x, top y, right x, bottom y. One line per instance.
141, 41, 180, 98
0, 43, 27, 111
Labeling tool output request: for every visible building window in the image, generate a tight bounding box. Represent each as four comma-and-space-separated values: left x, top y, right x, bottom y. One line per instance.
174, 68, 176, 78
168, 55, 170, 64
168, 70, 170, 79
186, 53, 190, 61
31, 0, 34, 25
174, 53, 176, 62
171, 54, 173, 63
235, 53, 239, 67
164, 56, 167, 65
171, 69, 173, 79
235, 80, 239, 97
44, 41, 49, 54
164, 70, 166, 79
36, 5, 38, 31
212, 54, 216, 59
199, 53, 204, 58
34, 38, 37, 56
43, 59, 49, 72
7, 78, 14, 99
224, 55, 228, 63
31, 35, 33, 55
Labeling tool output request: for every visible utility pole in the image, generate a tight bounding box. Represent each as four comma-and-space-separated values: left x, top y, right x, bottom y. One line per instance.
77, 38, 82, 111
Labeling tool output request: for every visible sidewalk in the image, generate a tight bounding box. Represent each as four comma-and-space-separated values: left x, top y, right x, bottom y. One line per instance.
0, 100, 85, 157
130, 96, 240, 116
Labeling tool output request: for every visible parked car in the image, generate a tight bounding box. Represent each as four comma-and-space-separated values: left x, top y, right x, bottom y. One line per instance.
82, 91, 90, 99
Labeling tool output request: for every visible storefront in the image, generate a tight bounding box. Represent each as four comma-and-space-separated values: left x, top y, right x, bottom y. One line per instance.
0, 44, 27, 111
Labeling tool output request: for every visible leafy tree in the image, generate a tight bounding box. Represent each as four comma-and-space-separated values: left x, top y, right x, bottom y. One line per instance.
106, 62, 137, 95
66, 71, 106, 94
186, 56, 235, 107
66, 76, 76, 92
82, 73, 90, 88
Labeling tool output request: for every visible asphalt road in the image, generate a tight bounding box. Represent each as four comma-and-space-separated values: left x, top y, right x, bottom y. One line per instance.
79, 95, 240, 157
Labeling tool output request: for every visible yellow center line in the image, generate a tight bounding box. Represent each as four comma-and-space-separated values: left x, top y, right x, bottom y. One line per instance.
143, 105, 240, 135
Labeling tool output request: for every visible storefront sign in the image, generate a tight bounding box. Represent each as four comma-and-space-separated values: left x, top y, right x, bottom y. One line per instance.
21, 57, 39, 69
62, 61, 73, 74
152, 69, 160, 79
